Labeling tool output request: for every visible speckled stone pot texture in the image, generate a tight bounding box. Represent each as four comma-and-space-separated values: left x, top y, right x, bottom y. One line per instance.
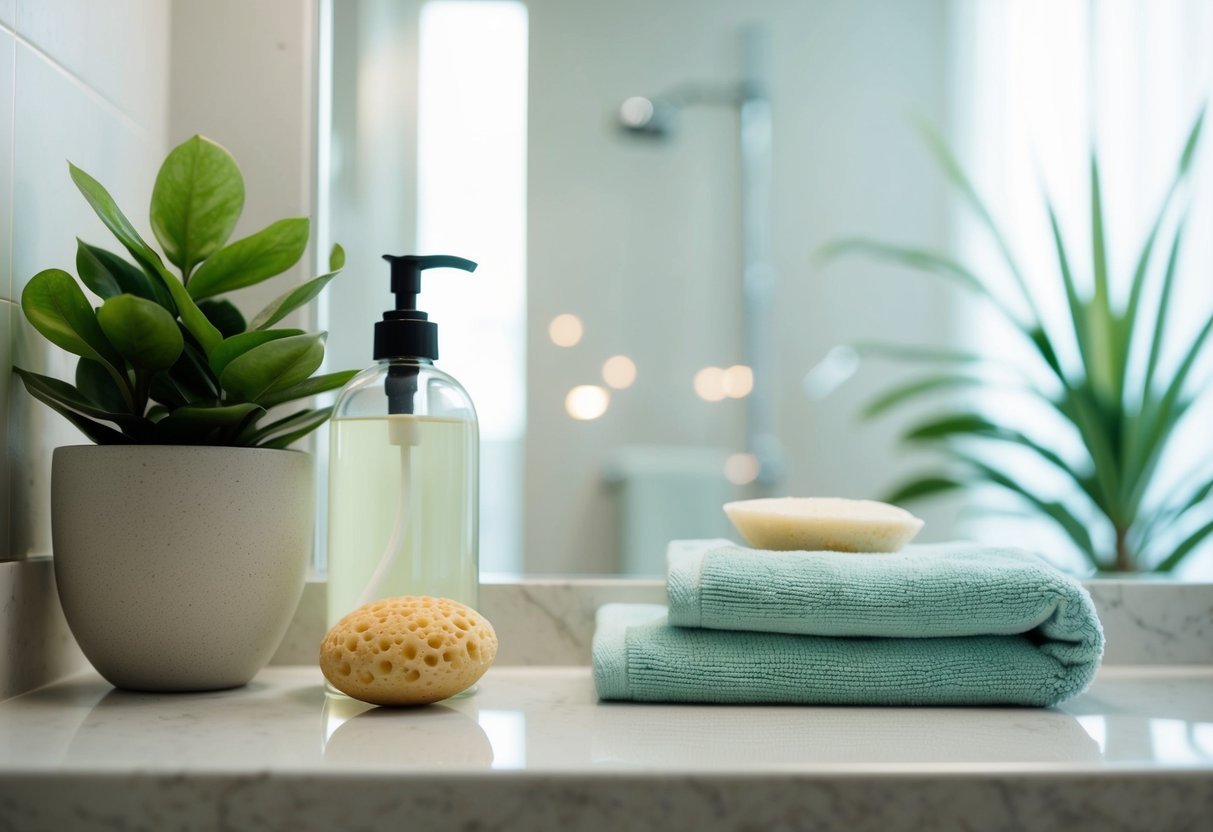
51, 445, 313, 692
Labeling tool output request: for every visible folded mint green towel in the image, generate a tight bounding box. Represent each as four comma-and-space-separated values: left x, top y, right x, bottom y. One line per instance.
594, 541, 1103, 706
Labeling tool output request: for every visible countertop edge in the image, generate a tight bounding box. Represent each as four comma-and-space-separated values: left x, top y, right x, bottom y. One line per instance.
0, 770, 1209, 832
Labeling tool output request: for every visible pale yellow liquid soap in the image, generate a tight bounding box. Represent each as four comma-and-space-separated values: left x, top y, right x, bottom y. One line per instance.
327, 414, 478, 627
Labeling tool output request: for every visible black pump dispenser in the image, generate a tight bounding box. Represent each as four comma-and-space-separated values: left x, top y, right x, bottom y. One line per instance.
374, 254, 478, 361
376, 254, 477, 415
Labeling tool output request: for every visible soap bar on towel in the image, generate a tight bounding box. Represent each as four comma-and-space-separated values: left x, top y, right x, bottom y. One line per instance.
594, 540, 1103, 707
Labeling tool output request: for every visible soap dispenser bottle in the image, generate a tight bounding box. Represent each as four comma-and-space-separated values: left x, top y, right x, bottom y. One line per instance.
326, 254, 479, 628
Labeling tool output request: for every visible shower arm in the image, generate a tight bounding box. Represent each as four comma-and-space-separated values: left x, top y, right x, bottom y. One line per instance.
618, 27, 781, 489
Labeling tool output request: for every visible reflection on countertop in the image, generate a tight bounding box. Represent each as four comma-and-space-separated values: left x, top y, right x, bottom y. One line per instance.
0, 666, 1210, 775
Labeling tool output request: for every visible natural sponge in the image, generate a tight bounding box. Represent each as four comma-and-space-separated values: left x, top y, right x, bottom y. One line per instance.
320, 596, 498, 706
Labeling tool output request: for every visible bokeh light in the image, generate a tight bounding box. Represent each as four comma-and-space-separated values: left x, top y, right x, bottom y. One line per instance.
565, 385, 610, 420
721, 364, 753, 399
693, 366, 726, 401
724, 452, 760, 485
602, 355, 637, 389
549, 314, 584, 347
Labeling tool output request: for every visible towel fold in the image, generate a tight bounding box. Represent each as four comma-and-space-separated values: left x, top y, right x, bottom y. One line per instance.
594, 540, 1103, 707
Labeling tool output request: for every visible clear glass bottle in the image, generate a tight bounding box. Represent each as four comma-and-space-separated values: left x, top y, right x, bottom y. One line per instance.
326, 255, 479, 628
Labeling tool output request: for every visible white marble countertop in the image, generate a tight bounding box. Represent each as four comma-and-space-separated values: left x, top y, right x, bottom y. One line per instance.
1, 665, 1211, 830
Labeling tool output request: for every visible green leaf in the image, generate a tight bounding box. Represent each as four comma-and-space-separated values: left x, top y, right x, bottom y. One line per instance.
907, 412, 1104, 513
249, 265, 343, 330
1087, 156, 1118, 403
155, 402, 264, 434
242, 406, 321, 445
219, 332, 326, 403
1124, 220, 1200, 506
149, 370, 191, 409
883, 474, 966, 504
75, 243, 120, 298
1178, 103, 1207, 172
1170, 474, 1213, 524
163, 338, 220, 404
20, 269, 123, 369
76, 358, 131, 413
1043, 194, 1101, 391
96, 294, 184, 371
256, 369, 359, 409
819, 239, 1010, 315
862, 374, 986, 420
944, 447, 1101, 568
852, 341, 987, 365
912, 114, 1044, 327
1141, 222, 1186, 404
70, 162, 161, 271
329, 243, 346, 271
1025, 326, 1064, 377
1118, 211, 1168, 396
197, 299, 246, 338
258, 406, 334, 449
1134, 469, 1213, 548
150, 136, 245, 274
1115, 105, 1202, 421
903, 413, 997, 441
35, 401, 132, 444
825, 238, 1070, 384
208, 329, 305, 378
68, 162, 222, 354
13, 368, 135, 424
76, 240, 174, 309
1126, 308, 1213, 511
12, 368, 135, 444
1155, 517, 1213, 572
1040, 192, 1123, 518
154, 402, 265, 442
187, 218, 310, 300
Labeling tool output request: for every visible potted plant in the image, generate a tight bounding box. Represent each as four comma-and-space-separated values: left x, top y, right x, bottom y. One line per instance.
822, 109, 1209, 575
15, 135, 356, 691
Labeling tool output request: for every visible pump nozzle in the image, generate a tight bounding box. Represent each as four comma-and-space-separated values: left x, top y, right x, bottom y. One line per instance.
382, 254, 478, 311
375, 253, 479, 415
374, 254, 478, 364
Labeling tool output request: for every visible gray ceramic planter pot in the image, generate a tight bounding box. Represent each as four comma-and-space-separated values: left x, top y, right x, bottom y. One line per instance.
51, 445, 313, 692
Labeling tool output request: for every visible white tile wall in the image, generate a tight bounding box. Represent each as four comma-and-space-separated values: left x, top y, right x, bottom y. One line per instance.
7, 15, 168, 562
1, 0, 168, 698
0, 302, 11, 559
0, 29, 11, 302
14, 0, 169, 130
1, 29, 13, 561
10, 45, 90, 559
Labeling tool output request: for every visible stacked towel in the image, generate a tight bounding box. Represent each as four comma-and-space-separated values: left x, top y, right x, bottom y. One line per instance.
593, 540, 1104, 707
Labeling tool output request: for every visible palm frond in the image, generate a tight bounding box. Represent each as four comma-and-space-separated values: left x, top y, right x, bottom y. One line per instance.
827, 107, 1210, 571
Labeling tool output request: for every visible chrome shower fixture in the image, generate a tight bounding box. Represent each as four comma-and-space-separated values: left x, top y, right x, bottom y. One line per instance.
618, 96, 674, 136
617, 83, 746, 138
614, 26, 782, 489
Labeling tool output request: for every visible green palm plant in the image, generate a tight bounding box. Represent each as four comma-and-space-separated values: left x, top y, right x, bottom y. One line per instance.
15, 135, 357, 448
822, 109, 1209, 573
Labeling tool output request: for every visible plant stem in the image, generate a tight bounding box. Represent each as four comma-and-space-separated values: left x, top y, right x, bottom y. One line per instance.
133, 369, 151, 418
104, 363, 135, 411
1115, 524, 1133, 572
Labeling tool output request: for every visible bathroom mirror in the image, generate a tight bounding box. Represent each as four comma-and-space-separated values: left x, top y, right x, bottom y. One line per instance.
317, 0, 1213, 576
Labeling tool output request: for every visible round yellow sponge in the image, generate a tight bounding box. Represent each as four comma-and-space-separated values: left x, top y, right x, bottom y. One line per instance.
320, 596, 497, 706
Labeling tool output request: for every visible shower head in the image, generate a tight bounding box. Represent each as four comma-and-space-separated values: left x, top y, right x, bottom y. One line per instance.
618, 96, 677, 138
618, 83, 749, 140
